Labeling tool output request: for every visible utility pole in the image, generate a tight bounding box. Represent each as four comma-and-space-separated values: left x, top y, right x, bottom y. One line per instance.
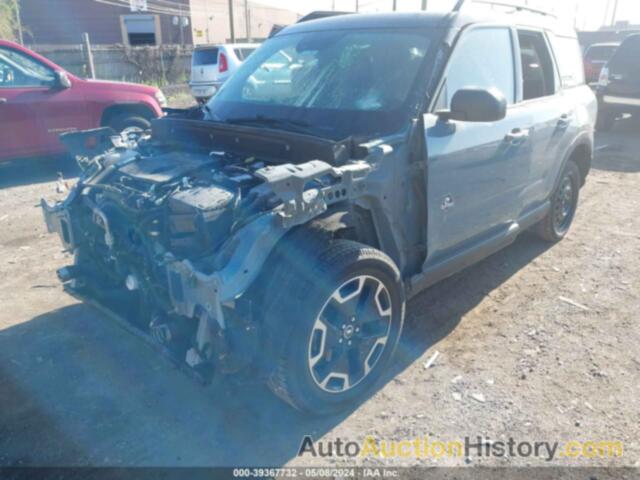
332, 0, 336, 10
228, 0, 236, 43
603, 0, 612, 27
82, 32, 96, 79
610, 0, 620, 26
178, 3, 184, 46
15, 0, 24, 45
421, 0, 428, 10
244, 0, 250, 42
392, 0, 397, 11
355, 0, 359, 12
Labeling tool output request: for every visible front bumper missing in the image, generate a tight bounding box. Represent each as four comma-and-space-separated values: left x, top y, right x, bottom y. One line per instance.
64, 285, 209, 384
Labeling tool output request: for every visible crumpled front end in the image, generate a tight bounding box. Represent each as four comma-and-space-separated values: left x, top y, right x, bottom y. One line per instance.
42, 123, 377, 380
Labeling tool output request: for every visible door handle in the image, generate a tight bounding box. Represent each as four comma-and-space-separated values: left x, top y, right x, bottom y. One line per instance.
558, 113, 573, 128
0, 98, 7, 104
505, 128, 530, 145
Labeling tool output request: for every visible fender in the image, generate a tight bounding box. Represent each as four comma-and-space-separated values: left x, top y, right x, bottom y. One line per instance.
165, 157, 376, 367
552, 130, 593, 193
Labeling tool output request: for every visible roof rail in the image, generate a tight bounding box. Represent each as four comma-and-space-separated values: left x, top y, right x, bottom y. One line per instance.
297, 11, 353, 24
452, 0, 466, 12
453, 0, 557, 18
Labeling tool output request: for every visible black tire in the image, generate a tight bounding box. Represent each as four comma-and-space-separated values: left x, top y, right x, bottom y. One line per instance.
534, 160, 581, 242
108, 114, 151, 134
264, 236, 405, 414
596, 110, 616, 132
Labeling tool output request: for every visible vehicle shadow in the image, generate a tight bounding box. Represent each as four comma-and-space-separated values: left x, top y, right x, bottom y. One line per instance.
385, 232, 551, 384
0, 155, 79, 190
0, 234, 551, 467
593, 115, 640, 173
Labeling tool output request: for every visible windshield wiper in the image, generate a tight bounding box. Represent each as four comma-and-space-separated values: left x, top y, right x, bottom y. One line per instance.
225, 115, 315, 135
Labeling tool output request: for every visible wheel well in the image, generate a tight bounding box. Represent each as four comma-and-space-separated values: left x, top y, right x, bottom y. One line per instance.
100, 104, 155, 128
309, 205, 381, 249
569, 142, 592, 186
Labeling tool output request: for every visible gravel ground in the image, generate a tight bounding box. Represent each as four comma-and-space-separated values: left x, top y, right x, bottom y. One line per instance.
0, 109, 638, 474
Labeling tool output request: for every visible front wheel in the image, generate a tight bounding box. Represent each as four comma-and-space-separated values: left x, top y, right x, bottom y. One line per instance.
265, 238, 405, 414
534, 160, 580, 242
108, 114, 151, 134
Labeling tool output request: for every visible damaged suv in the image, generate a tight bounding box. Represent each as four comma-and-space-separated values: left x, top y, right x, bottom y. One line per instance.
42, 7, 596, 414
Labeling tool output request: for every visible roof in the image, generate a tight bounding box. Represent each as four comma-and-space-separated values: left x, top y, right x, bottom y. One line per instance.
586, 42, 621, 48
278, 10, 574, 38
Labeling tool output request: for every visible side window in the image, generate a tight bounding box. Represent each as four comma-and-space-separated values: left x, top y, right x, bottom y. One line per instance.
435, 27, 515, 110
609, 36, 640, 73
517, 31, 556, 100
549, 35, 585, 88
0, 47, 55, 88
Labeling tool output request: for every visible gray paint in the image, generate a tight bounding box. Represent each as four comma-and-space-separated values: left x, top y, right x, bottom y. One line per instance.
43, 9, 597, 370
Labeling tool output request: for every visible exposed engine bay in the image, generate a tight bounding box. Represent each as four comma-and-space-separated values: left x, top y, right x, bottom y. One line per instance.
42, 115, 379, 380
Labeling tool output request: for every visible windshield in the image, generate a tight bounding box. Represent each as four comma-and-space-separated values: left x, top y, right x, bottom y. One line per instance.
206, 29, 435, 140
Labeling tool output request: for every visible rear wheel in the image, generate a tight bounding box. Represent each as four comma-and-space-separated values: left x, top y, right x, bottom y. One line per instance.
534, 160, 580, 242
264, 238, 405, 414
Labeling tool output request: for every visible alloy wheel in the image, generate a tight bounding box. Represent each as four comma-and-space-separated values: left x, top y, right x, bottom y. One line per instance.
307, 275, 393, 393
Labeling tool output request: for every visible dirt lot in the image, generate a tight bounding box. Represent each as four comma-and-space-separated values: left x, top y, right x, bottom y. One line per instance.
0, 113, 638, 473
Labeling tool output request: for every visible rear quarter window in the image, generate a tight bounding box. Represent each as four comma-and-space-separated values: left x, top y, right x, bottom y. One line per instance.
193, 48, 219, 66
550, 35, 585, 88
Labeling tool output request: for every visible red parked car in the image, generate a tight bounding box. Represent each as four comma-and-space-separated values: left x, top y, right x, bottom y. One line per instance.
583, 42, 619, 84
0, 40, 166, 162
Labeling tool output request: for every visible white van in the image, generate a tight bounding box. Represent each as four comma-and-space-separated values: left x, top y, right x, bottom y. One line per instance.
189, 43, 259, 104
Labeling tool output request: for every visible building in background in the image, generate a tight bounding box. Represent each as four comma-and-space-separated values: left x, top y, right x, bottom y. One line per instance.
18, 0, 298, 47
578, 21, 640, 50
189, 0, 298, 45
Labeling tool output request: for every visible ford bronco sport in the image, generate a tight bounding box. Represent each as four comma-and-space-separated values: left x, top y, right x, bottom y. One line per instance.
42, 3, 596, 414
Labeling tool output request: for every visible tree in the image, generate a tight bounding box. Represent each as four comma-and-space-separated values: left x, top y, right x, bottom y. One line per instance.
0, 0, 20, 42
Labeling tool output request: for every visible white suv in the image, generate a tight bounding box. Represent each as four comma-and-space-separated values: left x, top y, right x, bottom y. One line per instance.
189, 43, 259, 104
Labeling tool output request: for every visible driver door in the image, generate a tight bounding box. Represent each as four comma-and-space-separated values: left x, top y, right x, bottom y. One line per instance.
0, 47, 47, 160
424, 27, 533, 264
0, 46, 86, 160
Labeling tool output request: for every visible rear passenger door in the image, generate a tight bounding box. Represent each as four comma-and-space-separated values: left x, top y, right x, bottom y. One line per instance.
424, 26, 532, 263
512, 29, 570, 207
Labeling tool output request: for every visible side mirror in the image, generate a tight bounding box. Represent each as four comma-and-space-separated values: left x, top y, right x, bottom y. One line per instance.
438, 87, 507, 123
53, 71, 72, 89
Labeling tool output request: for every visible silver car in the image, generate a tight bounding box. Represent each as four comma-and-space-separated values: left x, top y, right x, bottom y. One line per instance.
189, 43, 259, 104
